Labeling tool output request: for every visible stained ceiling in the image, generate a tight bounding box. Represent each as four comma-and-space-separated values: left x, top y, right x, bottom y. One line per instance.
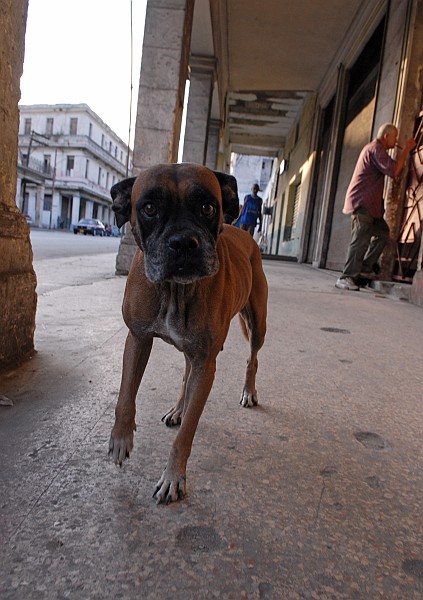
191, 0, 378, 156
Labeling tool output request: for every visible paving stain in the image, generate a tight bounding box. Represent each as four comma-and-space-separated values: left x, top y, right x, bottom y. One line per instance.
176, 525, 225, 553
402, 559, 423, 580
354, 431, 389, 449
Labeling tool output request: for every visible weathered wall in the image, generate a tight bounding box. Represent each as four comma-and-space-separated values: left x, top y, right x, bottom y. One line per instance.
0, 0, 37, 370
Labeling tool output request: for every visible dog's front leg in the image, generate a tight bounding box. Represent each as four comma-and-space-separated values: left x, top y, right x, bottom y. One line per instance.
154, 358, 216, 504
162, 354, 191, 426
109, 331, 153, 465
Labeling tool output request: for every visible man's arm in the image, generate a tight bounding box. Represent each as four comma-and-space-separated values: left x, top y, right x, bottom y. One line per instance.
394, 138, 417, 177
232, 196, 247, 226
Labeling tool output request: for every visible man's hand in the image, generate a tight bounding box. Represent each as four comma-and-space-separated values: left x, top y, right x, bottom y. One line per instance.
394, 138, 417, 177
404, 138, 417, 153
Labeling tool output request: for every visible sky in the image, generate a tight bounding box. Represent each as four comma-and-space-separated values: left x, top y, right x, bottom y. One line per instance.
20, 0, 147, 147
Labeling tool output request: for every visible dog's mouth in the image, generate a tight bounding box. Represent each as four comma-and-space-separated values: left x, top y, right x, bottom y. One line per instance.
140, 226, 220, 284
143, 238, 219, 284
155, 252, 219, 284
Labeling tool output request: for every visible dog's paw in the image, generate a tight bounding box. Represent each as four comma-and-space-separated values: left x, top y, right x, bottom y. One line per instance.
240, 389, 258, 408
108, 427, 135, 466
153, 470, 186, 504
161, 407, 182, 427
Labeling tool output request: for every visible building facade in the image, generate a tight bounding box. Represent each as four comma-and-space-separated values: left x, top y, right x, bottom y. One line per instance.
17, 104, 132, 230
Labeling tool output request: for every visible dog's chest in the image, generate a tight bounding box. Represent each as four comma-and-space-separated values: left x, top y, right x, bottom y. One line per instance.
141, 283, 199, 351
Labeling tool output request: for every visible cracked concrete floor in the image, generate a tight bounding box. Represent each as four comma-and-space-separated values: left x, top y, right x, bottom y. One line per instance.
1, 258, 423, 599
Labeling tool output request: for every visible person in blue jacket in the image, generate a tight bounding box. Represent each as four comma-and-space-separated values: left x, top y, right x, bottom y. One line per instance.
234, 183, 263, 236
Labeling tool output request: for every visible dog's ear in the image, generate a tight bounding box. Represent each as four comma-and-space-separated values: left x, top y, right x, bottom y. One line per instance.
213, 171, 240, 220
110, 177, 136, 228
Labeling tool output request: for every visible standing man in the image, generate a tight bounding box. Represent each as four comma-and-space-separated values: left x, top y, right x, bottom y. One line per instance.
335, 123, 416, 290
235, 183, 263, 236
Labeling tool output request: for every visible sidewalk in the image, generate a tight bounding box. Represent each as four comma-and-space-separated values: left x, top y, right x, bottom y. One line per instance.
1, 259, 422, 599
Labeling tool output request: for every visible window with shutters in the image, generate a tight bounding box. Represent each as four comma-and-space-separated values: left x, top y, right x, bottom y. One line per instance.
46, 118, 53, 135
291, 182, 301, 239
66, 156, 75, 175
70, 118, 78, 135
283, 178, 302, 241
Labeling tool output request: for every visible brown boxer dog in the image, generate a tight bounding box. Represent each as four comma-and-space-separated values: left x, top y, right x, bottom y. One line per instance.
109, 163, 267, 504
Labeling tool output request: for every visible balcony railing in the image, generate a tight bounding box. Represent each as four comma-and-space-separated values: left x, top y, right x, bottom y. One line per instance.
18, 152, 55, 178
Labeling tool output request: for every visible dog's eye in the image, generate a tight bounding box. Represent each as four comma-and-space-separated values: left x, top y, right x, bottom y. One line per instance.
142, 202, 157, 217
201, 203, 216, 217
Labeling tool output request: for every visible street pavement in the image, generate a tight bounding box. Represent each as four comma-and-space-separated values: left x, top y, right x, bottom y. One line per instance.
0, 249, 422, 599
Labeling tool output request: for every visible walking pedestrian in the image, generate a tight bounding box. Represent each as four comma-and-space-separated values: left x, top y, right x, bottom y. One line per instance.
234, 183, 263, 236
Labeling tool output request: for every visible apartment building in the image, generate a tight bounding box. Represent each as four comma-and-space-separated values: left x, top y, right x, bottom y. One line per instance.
17, 104, 132, 229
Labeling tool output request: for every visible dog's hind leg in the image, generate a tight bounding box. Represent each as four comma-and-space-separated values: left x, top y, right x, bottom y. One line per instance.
239, 268, 267, 408
239, 310, 260, 407
162, 354, 191, 427
109, 332, 153, 465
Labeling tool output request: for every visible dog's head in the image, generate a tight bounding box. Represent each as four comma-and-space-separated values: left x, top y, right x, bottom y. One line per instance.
110, 164, 239, 284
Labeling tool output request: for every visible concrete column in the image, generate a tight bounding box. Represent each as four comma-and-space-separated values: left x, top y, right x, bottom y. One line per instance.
116, 0, 195, 275
50, 190, 60, 229
34, 185, 44, 227
182, 56, 216, 164
0, 0, 36, 369
71, 196, 81, 225
28, 187, 37, 219
15, 176, 22, 209
205, 119, 221, 170
85, 200, 93, 219
381, 0, 423, 288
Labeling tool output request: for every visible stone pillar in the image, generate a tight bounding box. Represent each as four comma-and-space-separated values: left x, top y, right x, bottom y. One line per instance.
381, 0, 423, 287
50, 190, 60, 229
115, 0, 195, 275
205, 119, 221, 170
15, 176, 22, 209
71, 195, 81, 225
28, 187, 37, 218
34, 184, 44, 227
182, 56, 216, 164
85, 199, 93, 218
0, 0, 37, 370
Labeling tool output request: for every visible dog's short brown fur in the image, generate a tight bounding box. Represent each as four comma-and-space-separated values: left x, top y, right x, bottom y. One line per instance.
109, 163, 267, 503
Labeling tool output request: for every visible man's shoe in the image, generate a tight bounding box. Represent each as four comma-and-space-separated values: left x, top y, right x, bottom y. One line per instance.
335, 277, 359, 291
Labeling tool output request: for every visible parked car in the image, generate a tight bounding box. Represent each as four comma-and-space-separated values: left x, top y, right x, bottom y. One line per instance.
73, 218, 106, 236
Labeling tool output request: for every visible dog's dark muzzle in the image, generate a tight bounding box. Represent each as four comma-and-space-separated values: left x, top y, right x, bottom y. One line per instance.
168, 231, 200, 254
166, 231, 203, 276
149, 229, 218, 283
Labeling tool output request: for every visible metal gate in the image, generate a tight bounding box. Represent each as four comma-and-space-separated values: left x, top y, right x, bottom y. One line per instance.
394, 114, 423, 283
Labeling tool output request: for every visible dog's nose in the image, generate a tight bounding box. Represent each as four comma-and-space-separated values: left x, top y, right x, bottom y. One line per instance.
168, 232, 200, 252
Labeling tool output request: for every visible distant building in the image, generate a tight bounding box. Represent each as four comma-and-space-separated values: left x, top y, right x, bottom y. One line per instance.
230, 154, 274, 201
16, 104, 132, 229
